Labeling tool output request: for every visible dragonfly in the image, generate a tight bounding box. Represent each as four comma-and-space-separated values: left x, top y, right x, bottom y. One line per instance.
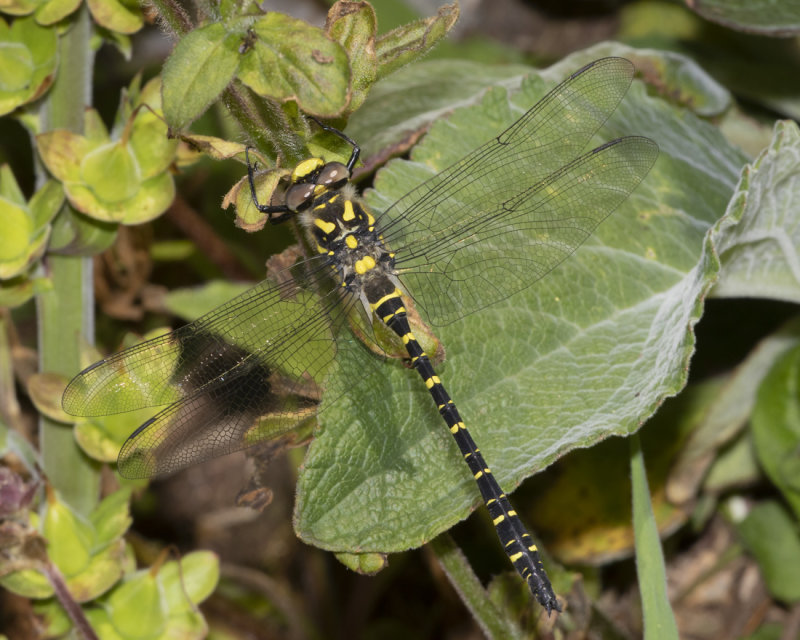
63, 57, 659, 613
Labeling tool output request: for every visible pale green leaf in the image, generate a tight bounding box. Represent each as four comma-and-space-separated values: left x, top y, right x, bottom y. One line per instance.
712, 121, 800, 302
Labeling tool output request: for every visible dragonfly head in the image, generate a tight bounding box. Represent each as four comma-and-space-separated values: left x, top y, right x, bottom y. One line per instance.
286, 158, 351, 212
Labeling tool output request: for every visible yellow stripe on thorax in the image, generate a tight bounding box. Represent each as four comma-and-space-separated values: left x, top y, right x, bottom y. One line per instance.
314, 218, 336, 235
342, 200, 355, 221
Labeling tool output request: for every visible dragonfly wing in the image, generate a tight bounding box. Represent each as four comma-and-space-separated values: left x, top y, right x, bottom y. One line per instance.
396, 136, 660, 325
117, 357, 319, 478
62, 260, 339, 417
378, 57, 636, 245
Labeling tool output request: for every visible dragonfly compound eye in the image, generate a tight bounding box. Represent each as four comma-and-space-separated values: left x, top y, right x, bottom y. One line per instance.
316, 162, 349, 189
286, 183, 316, 211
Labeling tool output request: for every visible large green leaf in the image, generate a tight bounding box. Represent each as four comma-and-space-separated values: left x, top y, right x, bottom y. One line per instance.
346, 42, 729, 161
712, 121, 800, 302
687, 0, 800, 36
294, 48, 745, 554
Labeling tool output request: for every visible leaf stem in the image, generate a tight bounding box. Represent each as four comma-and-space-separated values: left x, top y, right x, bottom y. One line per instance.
429, 532, 523, 640
37, 5, 99, 514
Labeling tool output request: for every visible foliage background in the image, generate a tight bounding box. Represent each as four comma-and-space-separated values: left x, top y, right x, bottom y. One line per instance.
1, 0, 800, 639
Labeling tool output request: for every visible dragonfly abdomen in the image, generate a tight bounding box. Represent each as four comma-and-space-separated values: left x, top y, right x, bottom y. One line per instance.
370, 286, 561, 614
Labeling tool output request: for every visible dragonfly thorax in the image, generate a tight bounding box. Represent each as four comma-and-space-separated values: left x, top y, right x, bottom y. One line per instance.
299, 186, 399, 310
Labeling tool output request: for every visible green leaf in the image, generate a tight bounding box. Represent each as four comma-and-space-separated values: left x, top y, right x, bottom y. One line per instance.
229, 163, 287, 231
160, 551, 219, 610
687, 0, 800, 36
295, 48, 743, 556
35, 0, 81, 25
163, 281, 253, 322
334, 551, 386, 575
668, 317, 800, 503
90, 488, 133, 549
735, 501, 800, 602
84, 608, 126, 640
32, 599, 72, 638
0, 15, 57, 116
0, 273, 40, 308
37, 88, 176, 227
129, 109, 179, 180
326, 0, 378, 113
347, 58, 532, 158
712, 121, 800, 302
752, 343, 800, 519
349, 44, 726, 160
107, 570, 167, 638
619, 1, 800, 120
704, 431, 761, 494
524, 379, 710, 565
0, 199, 32, 264
0, 568, 53, 599
66, 170, 175, 224
85, 106, 110, 144
375, 2, 459, 81
87, 0, 144, 35
0, 163, 25, 204
48, 206, 117, 256
625, 50, 732, 118
0, 176, 51, 278
80, 142, 141, 204
0, 0, 37, 16
28, 179, 63, 228
162, 22, 241, 130
74, 409, 153, 464
43, 489, 94, 577
37, 129, 92, 183
64, 539, 127, 603
0, 41, 33, 91
238, 13, 350, 117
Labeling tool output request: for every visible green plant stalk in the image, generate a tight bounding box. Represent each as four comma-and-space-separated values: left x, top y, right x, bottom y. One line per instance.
37, 5, 99, 515
630, 432, 679, 639
429, 532, 523, 640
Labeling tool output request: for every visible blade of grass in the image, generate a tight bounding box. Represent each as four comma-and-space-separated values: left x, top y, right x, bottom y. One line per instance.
630, 432, 679, 639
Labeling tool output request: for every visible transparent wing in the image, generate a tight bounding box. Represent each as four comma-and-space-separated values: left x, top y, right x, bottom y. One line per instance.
378, 57, 636, 245
374, 57, 658, 325
394, 136, 659, 325
116, 363, 319, 478
62, 257, 356, 478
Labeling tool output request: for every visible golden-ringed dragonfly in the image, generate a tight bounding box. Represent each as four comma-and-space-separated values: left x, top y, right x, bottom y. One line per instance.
63, 57, 659, 614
